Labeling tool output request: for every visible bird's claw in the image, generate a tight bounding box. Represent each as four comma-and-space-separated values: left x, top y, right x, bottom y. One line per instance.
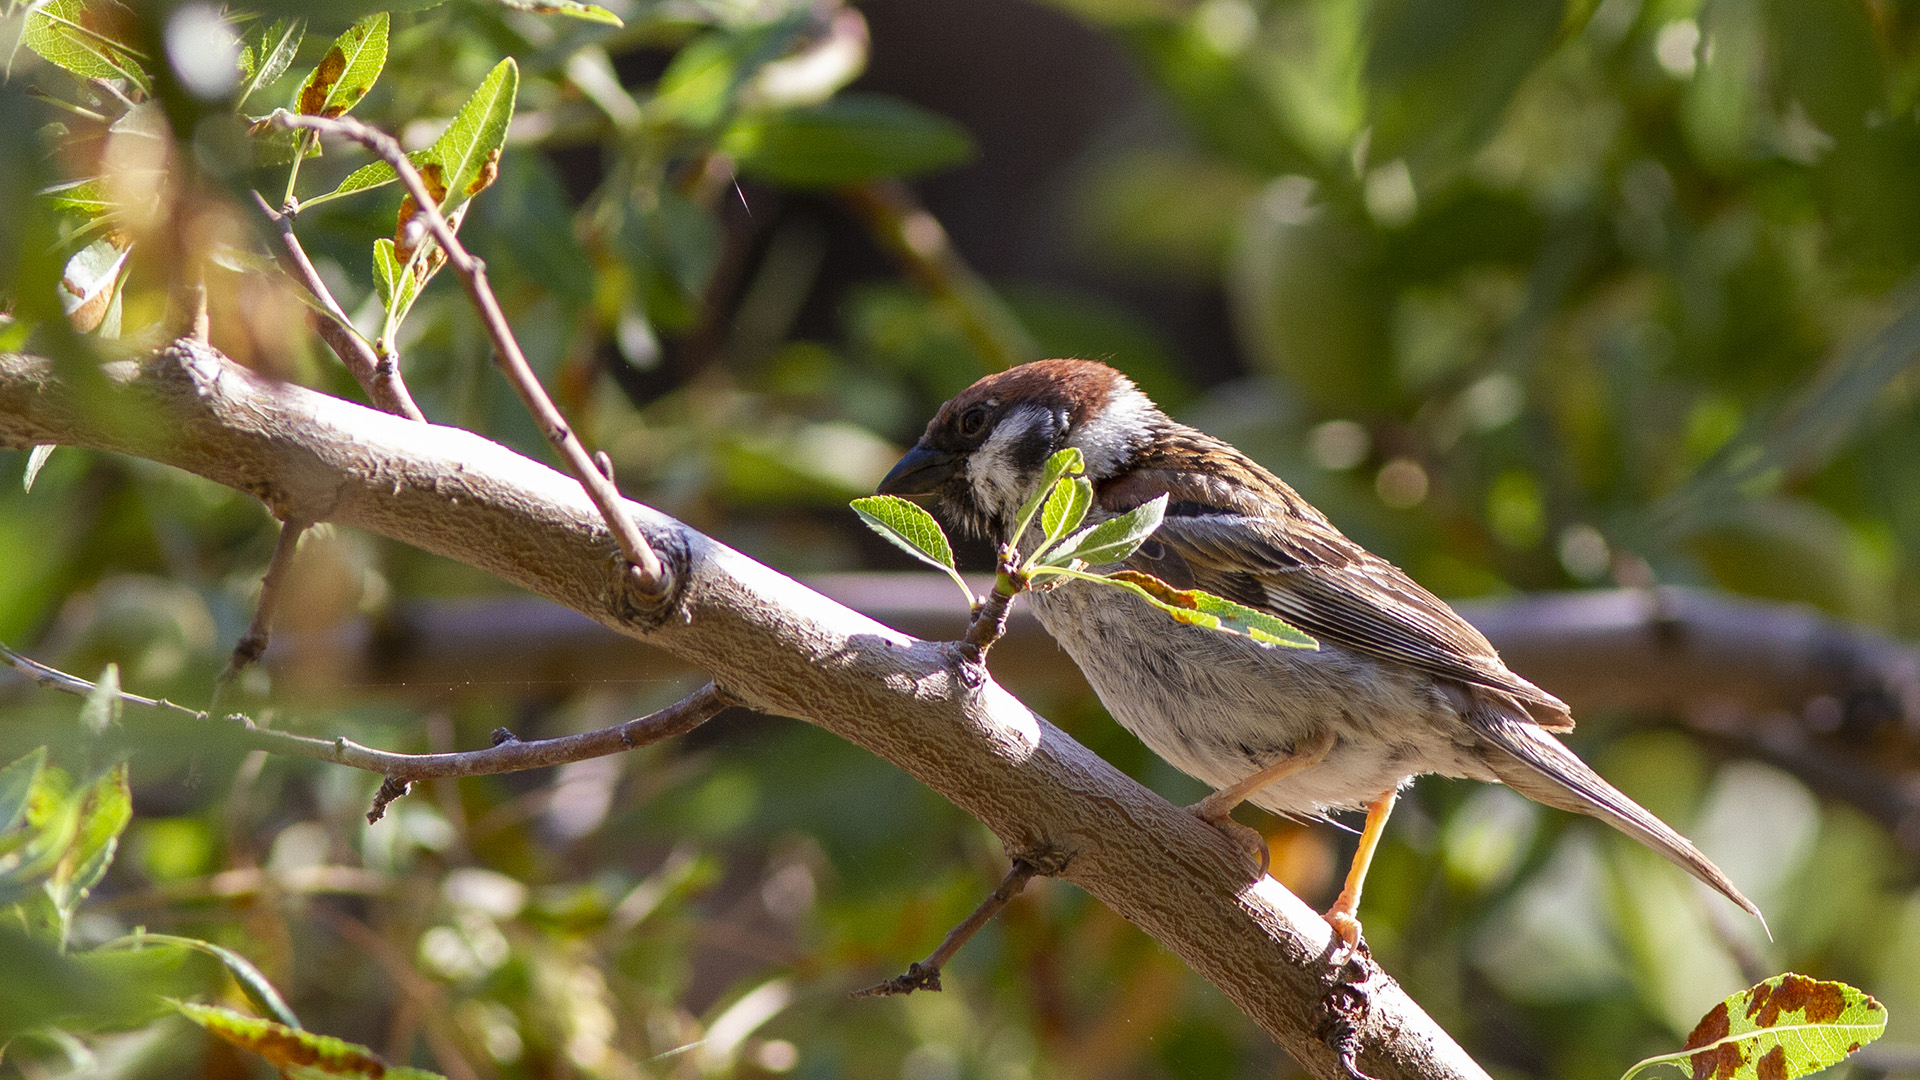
1188, 801, 1271, 877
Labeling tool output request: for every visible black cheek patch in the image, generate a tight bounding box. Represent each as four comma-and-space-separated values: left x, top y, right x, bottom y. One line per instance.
1009, 424, 1056, 477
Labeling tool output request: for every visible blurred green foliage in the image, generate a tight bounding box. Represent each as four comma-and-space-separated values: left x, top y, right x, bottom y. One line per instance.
4, 0, 1920, 1077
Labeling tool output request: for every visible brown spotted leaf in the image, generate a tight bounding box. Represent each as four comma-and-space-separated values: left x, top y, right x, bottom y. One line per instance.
294, 13, 386, 118
1618, 974, 1886, 1080
176, 1002, 446, 1080
21, 0, 149, 91
315, 58, 516, 214
485, 0, 623, 25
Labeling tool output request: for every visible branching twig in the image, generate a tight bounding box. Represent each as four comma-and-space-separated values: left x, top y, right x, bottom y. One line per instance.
842, 180, 1040, 371
214, 518, 308, 698
266, 111, 669, 598
853, 856, 1046, 998
1, 638, 735, 823
250, 192, 427, 422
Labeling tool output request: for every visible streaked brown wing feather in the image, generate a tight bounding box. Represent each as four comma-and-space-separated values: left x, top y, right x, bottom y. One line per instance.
1103, 435, 1572, 725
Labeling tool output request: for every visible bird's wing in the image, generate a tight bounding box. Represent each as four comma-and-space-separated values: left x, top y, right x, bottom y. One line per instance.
1102, 459, 1572, 728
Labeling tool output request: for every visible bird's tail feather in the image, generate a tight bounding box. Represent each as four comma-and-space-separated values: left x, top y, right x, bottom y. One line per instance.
1468, 706, 1768, 934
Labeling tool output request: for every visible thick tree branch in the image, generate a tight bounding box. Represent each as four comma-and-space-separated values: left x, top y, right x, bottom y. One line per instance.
0, 342, 1486, 1080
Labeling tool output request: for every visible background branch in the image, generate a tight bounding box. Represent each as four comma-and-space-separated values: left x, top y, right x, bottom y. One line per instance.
0, 342, 1487, 1080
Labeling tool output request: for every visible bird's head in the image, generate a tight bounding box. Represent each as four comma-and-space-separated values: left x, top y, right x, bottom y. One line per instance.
877, 359, 1162, 540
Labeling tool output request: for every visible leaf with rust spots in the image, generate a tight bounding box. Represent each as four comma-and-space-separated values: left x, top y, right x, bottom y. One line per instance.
1064, 569, 1318, 649
315, 58, 515, 217
1621, 974, 1886, 1080
294, 14, 387, 118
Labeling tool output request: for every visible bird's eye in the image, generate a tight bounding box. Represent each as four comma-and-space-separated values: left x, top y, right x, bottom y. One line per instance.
957, 404, 993, 439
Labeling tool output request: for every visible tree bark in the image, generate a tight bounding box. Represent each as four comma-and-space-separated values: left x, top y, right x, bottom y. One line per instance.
0, 341, 1490, 1080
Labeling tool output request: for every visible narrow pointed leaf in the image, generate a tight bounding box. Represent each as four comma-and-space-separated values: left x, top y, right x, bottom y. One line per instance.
295, 13, 386, 118
238, 17, 304, 108
851, 495, 957, 572
1044, 494, 1167, 567
105, 933, 300, 1029
1041, 476, 1093, 544
176, 1002, 447, 1080
317, 58, 515, 214
1620, 974, 1887, 1080
23, 444, 55, 491
1096, 570, 1319, 648
371, 237, 426, 324
486, 0, 623, 24
23, 0, 150, 90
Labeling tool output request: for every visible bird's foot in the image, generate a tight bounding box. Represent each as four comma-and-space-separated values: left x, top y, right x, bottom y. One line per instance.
1188, 797, 1271, 877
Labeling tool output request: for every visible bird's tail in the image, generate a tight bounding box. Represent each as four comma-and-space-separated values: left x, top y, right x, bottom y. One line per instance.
1468, 705, 1768, 934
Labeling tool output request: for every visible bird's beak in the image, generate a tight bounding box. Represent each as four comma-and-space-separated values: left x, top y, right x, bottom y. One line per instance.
877, 444, 959, 496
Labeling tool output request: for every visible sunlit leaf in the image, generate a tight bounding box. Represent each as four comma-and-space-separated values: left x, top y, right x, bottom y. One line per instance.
315, 57, 516, 215
22, 444, 55, 492
851, 495, 956, 572
1010, 447, 1085, 542
103, 933, 300, 1030
1619, 974, 1887, 1080
1079, 570, 1319, 648
22, 0, 150, 91
1041, 476, 1093, 544
723, 93, 975, 188
176, 1002, 447, 1080
295, 13, 386, 118
39, 177, 109, 218
1042, 493, 1167, 566
371, 237, 426, 325
238, 17, 304, 109
485, 0, 623, 25
48, 762, 131, 915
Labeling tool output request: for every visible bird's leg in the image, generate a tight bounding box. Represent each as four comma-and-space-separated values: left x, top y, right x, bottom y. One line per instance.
1189, 731, 1336, 874
1324, 789, 1399, 950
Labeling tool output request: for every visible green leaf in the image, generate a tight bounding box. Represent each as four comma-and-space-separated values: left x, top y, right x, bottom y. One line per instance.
102, 933, 300, 1030
1620, 974, 1887, 1080
48, 762, 131, 914
723, 93, 975, 188
1083, 570, 1319, 648
22, 0, 150, 91
294, 13, 386, 118
1009, 446, 1085, 544
39, 177, 108, 218
1041, 476, 1094, 545
371, 237, 426, 326
1043, 493, 1167, 567
485, 0, 623, 24
22, 444, 55, 491
237, 17, 304, 109
851, 495, 957, 573
0, 748, 46, 836
314, 57, 516, 214
176, 1001, 447, 1080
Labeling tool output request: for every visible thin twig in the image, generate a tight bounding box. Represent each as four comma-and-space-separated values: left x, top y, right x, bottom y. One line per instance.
250, 191, 427, 422
841, 180, 1040, 372
2, 637, 735, 822
852, 858, 1041, 998
214, 518, 308, 699
266, 111, 669, 598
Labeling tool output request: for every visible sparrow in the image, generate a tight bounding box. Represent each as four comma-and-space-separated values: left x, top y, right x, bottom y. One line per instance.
877, 358, 1762, 947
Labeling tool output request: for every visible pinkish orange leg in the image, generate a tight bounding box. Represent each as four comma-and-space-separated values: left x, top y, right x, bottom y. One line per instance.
1189, 731, 1336, 875
1324, 789, 1400, 950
